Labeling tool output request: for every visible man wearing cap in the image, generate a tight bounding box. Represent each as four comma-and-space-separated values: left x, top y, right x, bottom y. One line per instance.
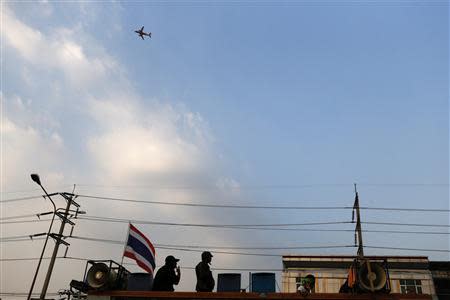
195, 251, 215, 292
152, 255, 181, 291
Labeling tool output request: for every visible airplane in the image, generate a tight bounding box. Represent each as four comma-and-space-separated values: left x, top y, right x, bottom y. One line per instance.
135, 26, 151, 40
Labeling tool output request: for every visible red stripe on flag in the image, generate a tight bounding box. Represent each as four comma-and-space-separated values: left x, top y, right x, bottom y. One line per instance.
124, 250, 153, 274
130, 224, 156, 255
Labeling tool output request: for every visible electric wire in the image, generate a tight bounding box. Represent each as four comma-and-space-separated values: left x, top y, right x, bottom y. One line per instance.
63, 257, 284, 271
2, 193, 449, 212
69, 235, 450, 253
77, 194, 353, 210
75, 194, 450, 212
365, 245, 450, 253
2, 216, 450, 235
78, 215, 352, 228
71, 182, 450, 190
69, 235, 355, 252
0, 256, 282, 271
0, 213, 40, 220
363, 221, 450, 228
0, 195, 45, 203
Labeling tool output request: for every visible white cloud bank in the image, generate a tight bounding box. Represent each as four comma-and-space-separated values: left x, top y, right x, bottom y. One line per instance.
1, 3, 245, 295
1, 3, 215, 188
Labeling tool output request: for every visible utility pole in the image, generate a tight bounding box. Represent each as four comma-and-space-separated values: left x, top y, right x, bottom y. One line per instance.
353, 184, 375, 291
39, 192, 80, 300
353, 183, 364, 257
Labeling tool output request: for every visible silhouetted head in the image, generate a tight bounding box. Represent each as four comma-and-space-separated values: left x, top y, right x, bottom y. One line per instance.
165, 255, 179, 268
201, 251, 213, 263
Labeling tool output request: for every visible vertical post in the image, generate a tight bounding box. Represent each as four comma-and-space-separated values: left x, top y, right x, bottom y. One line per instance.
39, 194, 73, 299
121, 222, 131, 266
27, 195, 57, 300
353, 183, 364, 257
353, 184, 375, 291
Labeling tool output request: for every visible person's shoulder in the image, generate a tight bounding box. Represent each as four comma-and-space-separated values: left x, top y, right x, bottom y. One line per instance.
198, 261, 210, 270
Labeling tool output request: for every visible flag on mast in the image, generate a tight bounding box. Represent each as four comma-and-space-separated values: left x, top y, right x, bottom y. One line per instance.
123, 223, 156, 275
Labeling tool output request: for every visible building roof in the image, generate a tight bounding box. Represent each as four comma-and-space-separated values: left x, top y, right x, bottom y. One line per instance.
429, 261, 450, 271
283, 255, 429, 259
282, 255, 430, 270
89, 291, 433, 300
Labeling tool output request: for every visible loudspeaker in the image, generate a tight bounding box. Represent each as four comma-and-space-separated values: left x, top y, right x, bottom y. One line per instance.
358, 261, 388, 292
86, 262, 118, 289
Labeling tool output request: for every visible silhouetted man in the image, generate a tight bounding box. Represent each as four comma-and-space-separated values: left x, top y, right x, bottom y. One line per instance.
152, 255, 181, 291
195, 251, 215, 292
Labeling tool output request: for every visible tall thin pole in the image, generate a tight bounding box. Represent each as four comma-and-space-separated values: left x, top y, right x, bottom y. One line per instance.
121, 222, 131, 266
39, 194, 73, 299
27, 192, 56, 300
353, 184, 364, 257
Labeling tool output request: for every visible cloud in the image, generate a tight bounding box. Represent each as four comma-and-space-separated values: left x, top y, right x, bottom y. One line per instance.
2, 6, 119, 88
2, 3, 216, 189
86, 97, 213, 183
1, 2, 246, 294
1, 97, 66, 189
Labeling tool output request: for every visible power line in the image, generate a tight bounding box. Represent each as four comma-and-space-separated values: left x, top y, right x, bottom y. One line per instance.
360, 206, 450, 212
0, 219, 45, 225
2, 234, 448, 254
79, 215, 450, 229
74, 183, 449, 190
0, 213, 39, 220
64, 256, 284, 271
0, 234, 36, 241
75, 194, 450, 212
2, 193, 449, 212
0, 195, 45, 203
69, 235, 355, 257
365, 245, 450, 253
77, 194, 353, 210
363, 221, 450, 228
75, 183, 352, 190
69, 236, 450, 254
0, 256, 284, 271
79, 215, 352, 227
2, 216, 449, 235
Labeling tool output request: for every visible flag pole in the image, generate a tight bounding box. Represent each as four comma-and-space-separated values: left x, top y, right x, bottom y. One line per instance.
121, 222, 131, 266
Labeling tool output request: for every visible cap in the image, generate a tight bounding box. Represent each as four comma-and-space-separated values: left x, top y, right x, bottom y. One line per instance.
201, 251, 213, 259
165, 255, 180, 263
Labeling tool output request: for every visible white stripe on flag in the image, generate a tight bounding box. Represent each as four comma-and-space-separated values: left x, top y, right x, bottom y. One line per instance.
125, 245, 154, 271
129, 229, 155, 256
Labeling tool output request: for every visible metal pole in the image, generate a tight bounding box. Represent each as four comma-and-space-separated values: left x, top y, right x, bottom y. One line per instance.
353, 184, 364, 257
27, 189, 57, 300
39, 194, 73, 299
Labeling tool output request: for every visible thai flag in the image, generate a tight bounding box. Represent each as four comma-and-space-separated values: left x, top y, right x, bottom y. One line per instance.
124, 223, 156, 275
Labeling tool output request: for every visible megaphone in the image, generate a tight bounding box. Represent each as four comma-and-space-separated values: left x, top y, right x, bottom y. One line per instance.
86, 262, 118, 290
357, 261, 387, 292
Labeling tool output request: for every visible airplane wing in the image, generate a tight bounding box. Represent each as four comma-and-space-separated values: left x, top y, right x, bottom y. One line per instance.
141, 26, 144, 31
141, 35, 144, 40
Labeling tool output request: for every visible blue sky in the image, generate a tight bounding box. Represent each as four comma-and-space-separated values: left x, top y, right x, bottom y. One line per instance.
1, 0, 448, 296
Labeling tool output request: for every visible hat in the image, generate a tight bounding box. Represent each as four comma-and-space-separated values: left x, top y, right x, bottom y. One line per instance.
165, 255, 180, 263
201, 251, 213, 259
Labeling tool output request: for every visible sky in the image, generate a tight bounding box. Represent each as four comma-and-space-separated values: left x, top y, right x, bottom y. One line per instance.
0, 0, 449, 298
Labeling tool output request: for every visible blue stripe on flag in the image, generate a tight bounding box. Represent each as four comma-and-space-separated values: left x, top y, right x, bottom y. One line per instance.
127, 234, 156, 269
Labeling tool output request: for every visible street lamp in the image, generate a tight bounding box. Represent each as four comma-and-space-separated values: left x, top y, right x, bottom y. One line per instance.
27, 174, 57, 300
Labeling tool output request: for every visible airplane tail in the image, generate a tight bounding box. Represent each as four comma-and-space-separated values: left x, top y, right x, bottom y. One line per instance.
149, 32, 152, 38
